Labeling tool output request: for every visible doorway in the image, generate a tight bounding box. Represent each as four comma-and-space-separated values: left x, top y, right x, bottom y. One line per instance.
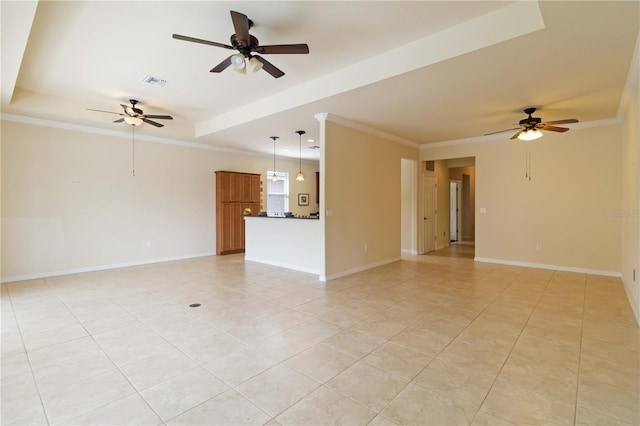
423, 175, 437, 253
421, 157, 475, 259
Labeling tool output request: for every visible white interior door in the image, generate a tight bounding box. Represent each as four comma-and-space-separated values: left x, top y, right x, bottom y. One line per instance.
423, 176, 437, 253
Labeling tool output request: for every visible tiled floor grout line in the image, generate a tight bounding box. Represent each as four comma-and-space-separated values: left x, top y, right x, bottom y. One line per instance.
4, 279, 53, 426
4, 257, 636, 425
573, 274, 588, 426
43, 276, 167, 425
372, 264, 530, 423
467, 268, 556, 424
52, 272, 290, 425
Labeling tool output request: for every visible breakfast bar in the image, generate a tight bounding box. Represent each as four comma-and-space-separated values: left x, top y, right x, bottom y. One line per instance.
244, 216, 322, 276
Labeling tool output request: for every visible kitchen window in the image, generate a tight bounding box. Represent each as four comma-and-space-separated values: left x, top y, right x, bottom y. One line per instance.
266, 171, 289, 216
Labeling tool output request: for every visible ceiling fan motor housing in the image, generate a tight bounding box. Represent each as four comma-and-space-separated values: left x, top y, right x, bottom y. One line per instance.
520, 108, 541, 128
231, 34, 260, 56
519, 116, 542, 126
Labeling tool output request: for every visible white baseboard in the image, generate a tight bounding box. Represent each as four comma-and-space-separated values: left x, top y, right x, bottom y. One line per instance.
243, 256, 320, 277
1, 252, 217, 283
322, 257, 402, 282
474, 257, 622, 278
401, 249, 419, 255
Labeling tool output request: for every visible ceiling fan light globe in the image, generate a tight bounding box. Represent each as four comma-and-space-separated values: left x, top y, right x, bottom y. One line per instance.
248, 57, 263, 73
518, 129, 543, 141
231, 53, 246, 69
124, 116, 143, 126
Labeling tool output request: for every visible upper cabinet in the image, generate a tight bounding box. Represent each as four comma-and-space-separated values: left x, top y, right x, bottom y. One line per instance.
217, 171, 262, 203
215, 171, 262, 255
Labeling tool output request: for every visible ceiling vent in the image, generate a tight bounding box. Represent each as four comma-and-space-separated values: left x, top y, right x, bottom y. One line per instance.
141, 75, 168, 87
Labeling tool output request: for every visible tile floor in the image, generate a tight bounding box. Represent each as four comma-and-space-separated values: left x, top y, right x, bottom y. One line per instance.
1, 253, 639, 425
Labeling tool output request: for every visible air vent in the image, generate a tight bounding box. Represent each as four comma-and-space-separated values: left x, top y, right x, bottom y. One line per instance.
141, 75, 168, 87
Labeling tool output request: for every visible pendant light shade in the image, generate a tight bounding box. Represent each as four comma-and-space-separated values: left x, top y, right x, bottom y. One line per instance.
231, 53, 246, 69
270, 136, 279, 182
247, 56, 263, 73
295, 130, 305, 181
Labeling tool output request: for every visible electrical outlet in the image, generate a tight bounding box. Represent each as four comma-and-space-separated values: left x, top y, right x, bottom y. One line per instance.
536, 243, 542, 251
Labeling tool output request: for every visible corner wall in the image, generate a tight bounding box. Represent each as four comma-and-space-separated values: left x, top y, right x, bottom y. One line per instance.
621, 37, 640, 324
1, 119, 319, 281
324, 120, 418, 279
422, 123, 623, 275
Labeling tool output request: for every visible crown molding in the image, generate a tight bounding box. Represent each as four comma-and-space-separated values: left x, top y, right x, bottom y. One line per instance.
0, 113, 277, 160
325, 113, 420, 149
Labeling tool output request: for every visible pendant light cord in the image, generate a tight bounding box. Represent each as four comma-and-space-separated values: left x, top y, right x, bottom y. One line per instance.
295, 130, 305, 181
270, 136, 279, 182
298, 134, 302, 172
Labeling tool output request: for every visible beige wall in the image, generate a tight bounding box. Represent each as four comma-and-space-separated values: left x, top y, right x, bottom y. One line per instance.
422, 123, 623, 274
1, 120, 319, 281
324, 120, 418, 279
621, 43, 640, 323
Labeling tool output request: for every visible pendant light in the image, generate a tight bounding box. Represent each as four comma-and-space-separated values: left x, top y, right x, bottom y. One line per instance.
295, 130, 305, 181
270, 136, 279, 182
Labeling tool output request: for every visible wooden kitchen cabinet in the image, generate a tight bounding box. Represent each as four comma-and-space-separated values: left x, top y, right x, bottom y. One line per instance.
215, 171, 261, 255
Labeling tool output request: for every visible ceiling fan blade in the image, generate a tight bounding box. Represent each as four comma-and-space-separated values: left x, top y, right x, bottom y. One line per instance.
510, 130, 524, 140
256, 44, 310, 55
543, 119, 579, 125
87, 108, 122, 115
142, 118, 164, 128
254, 56, 285, 78
172, 34, 233, 50
113, 118, 125, 123
143, 115, 173, 120
484, 127, 521, 136
230, 10, 250, 45
210, 55, 233, 73
540, 124, 570, 132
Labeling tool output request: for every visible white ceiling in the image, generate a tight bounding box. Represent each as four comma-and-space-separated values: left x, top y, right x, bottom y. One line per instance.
2, 1, 638, 160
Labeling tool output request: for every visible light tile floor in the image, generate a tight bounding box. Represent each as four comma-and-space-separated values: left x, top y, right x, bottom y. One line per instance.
1, 253, 638, 425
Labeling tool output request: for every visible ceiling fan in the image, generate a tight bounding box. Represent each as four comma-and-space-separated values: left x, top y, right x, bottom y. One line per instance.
172, 10, 309, 79
486, 108, 578, 140
88, 99, 173, 127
